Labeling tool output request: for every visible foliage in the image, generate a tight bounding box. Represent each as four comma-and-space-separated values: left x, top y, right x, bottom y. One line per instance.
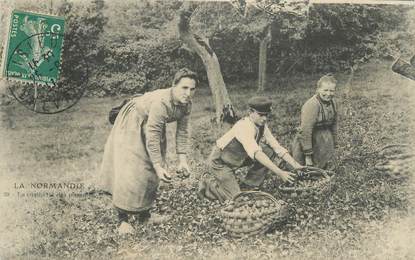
92, 0, 202, 96
57, 0, 107, 96
0, 1, 413, 95
300, 4, 413, 73
93, 1, 412, 94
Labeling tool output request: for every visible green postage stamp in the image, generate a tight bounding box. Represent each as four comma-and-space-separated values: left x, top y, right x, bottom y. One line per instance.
1, 10, 65, 85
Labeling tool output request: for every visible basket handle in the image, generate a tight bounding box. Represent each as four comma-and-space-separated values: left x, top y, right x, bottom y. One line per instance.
295, 166, 332, 178
232, 190, 280, 204
379, 144, 412, 155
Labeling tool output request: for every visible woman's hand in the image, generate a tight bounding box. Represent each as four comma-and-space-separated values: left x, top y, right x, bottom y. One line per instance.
177, 161, 190, 173
177, 154, 191, 179
177, 162, 191, 179
279, 170, 296, 184
154, 165, 172, 183
305, 155, 314, 166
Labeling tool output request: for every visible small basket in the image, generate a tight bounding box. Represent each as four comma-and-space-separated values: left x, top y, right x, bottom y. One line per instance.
277, 166, 334, 199
220, 191, 288, 237
379, 144, 414, 160
375, 144, 414, 178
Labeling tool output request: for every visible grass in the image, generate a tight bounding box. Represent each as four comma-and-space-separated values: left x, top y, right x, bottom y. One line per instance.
0, 59, 414, 259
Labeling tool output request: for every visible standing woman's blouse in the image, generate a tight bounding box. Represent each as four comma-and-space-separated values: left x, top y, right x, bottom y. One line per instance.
131, 88, 191, 166
300, 95, 337, 155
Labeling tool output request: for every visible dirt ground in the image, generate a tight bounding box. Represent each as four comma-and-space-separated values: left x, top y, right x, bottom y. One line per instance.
0, 60, 414, 259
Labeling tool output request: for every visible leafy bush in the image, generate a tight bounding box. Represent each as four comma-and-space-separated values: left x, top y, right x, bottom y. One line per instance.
57, 0, 107, 96
60, 1, 413, 96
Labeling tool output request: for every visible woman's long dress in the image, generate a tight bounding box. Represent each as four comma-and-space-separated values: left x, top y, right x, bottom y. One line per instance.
99, 88, 191, 212
292, 95, 337, 169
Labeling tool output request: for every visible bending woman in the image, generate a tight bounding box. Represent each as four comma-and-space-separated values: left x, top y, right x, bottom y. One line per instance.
100, 68, 197, 233
292, 74, 338, 169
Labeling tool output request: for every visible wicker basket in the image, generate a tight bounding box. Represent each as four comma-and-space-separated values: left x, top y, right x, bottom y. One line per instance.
378, 144, 414, 160
220, 191, 288, 237
277, 166, 334, 199
375, 144, 414, 178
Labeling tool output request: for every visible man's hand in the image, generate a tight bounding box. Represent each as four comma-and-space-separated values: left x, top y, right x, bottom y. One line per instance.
254, 151, 296, 184
154, 165, 172, 183
293, 163, 305, 170
281, 152, 304, 171
279, 170, 296, 183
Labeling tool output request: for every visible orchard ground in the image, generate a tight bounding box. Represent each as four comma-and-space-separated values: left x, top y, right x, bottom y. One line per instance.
1, 60, 415, 259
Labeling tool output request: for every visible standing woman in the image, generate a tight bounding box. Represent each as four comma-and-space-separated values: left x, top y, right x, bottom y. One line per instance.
100, 68, 198, 233
292, 74, 338, 169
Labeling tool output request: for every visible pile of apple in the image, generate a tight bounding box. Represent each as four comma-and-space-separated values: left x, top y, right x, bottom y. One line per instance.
278, 167, 334, 198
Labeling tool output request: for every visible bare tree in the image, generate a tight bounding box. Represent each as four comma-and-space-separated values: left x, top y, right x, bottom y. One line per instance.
178, 3, 236, 125
257, 25, 272, 92
250, 0, 308, 92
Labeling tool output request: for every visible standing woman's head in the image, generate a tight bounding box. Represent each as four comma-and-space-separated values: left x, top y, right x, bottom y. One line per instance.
316, 74, 337, 102
172, 68, 198, 104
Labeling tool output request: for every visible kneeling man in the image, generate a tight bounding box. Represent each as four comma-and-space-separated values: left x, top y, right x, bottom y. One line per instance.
198, 96, 302, 202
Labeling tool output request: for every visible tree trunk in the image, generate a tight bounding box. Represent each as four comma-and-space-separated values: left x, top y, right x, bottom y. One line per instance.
178, 3, 235, 124
345, 65, 355, 99
257, 25, 271, 92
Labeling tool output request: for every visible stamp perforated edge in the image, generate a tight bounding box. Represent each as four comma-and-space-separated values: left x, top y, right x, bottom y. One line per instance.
0, 7, 13, 80
1, 9, 66, 86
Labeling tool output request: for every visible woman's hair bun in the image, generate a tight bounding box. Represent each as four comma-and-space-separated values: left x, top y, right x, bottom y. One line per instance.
173, 68, 199, 86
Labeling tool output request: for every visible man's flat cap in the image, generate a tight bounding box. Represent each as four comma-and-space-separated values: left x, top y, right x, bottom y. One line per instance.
248, 96, 272, 114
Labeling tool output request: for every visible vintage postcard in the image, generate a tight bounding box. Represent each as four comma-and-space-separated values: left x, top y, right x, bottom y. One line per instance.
0, 0, 414, 259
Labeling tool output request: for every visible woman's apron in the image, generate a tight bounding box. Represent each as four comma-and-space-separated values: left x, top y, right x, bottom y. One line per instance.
292, 99, 336, 169
100, 100, 166, 212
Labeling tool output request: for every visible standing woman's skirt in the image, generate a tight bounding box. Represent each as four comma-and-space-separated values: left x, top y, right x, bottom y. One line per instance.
99, 101, 165, 212
292, 126, 335, 169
